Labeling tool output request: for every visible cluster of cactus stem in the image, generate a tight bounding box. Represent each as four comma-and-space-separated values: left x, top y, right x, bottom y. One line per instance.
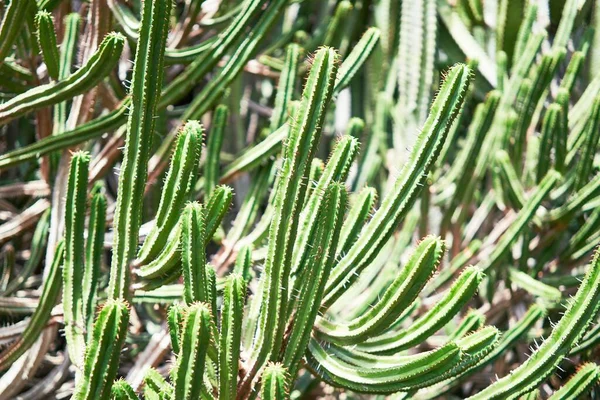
3, 0, 600, 398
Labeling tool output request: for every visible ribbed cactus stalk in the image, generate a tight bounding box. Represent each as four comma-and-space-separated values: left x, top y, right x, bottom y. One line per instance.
63, 151, 90, 366
108, 0, 172, 300
73, 300, 130, 400
172, 303, 213, 400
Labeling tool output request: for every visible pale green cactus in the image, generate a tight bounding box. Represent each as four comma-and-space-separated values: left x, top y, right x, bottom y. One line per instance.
3, 0, 600, 399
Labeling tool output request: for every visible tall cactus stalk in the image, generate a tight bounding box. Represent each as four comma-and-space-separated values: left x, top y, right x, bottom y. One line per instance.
108, 0, 172, 300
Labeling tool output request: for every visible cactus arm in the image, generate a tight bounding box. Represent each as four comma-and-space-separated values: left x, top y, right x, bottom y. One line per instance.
440, 90, 500, 195
548, 363, 600, 400
317, 236, 444, 345
34, 11, 60, 80
178, 0, 289, 122
508, 268, 562, 305
537, 104, 562, 181
219, 274, 246, 399
108, 0, 171, 300
181, 202, 208, 305
0, 240, 64, 370
0, 101, 128, 171
159, 0, 265, 107
205, 185, 234, 242
63, 151, 90, 366
261, 363, 290, 400
355, 266, 483, 354
136, 122, 203, 265
220, 125, 288, 182
233, 245, 253, 281
335, 186, 377, 258
205, 106, 228, 199
553, 0, 579, 51
559, 52, 585, 93
144, 367, 174, 400
283, 183, 346, 376
468, 246, 600, 400
449, 309, 486, 340
167, 304, 185, 355
574, 96, 600, 190
0, 0, 31, 65
549, 173, 600, 222
324, 63, 472, 308
240, 47, 339, 393
83, 188, 106, 341
135, 222, 183, 280
270, 44, 300, 130
172, 303, 213, 400
111, 379, 138, 400
333, 27, 381, 95
289, 136, 358, 282
494, 150, 527, 210
73, 300, 130, 400
306, 340, 462, 392
0, 32, 124, 127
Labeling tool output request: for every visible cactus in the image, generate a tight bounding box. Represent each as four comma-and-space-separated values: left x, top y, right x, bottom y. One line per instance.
4, 0, 600, 399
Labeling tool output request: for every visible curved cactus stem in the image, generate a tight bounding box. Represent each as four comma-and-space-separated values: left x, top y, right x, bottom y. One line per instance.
307, 327, 498, 393
316, 236, 445, 346
108, 0, 172, 300
172, 303, 213, 400
418, 304, 546, 399
283, 183, 346, 376
0, 101, 128, 171
548, 363, 600, 400
136, 121, 203, 266
355, 266, 483, 354
219, 274, 246, 399
261, 363, 290, 400
324, 63, 472, 308
468, 246, 600, 400
34, 11, 60, 80
63, 151, 90, 367
0, 32, 124, 127
536, 104, 562, 181
159, 0, 265, 107
0, 240, 64, 370
205, 106, 228, 199
73, 300, 130, 400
